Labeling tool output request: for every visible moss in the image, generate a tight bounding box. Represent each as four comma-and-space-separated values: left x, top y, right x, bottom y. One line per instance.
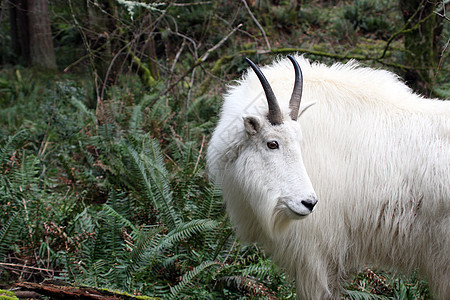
0, 290, 18, 300
131, 54, 157, 88
97, 288, 159, 299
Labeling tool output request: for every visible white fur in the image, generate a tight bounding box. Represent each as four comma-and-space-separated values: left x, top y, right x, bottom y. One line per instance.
206, 55, 450, 299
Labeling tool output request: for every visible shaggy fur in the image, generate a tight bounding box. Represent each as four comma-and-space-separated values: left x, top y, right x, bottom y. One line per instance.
206, 55, 450, 299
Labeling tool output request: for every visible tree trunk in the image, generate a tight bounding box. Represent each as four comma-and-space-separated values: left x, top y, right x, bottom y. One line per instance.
143, 15, 160, 84
8, 0, 56, 70
399, 0, 442, 96
28, 0, 57, 70
9, 0, 30, 64
9, 1, 21, 56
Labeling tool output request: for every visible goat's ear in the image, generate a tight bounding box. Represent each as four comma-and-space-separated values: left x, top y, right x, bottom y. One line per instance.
243, 115, 262, 136
298, 101, 316, 118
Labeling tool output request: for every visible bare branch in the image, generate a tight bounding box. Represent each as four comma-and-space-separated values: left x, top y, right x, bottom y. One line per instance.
172, 1, 213, 6
434, 11, 450, 22
241, 0, 271, 50
154, 23, 243, 104
200, 23, 243, 62
171, 39, 187, 72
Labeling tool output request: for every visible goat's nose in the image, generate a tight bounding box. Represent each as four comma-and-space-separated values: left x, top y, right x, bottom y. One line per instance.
301, 197, 317, 211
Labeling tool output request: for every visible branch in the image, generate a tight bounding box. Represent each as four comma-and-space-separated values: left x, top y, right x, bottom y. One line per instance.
171, 39, 187, 72
0, 262, 60, 273
212, 48, 414, 70
379, 2, 426, 60
200, 24, 243, 62
434, 11, 450, 22
281, 48, 414, 69
172, 1, 213, 6
241, 0, 271, 50
155, 23, 242, 102
380, 0, 444, 60
15, 282, 148, 300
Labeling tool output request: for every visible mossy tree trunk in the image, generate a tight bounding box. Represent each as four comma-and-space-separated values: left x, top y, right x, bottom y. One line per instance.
141, 15, 160, 86
399, 0, 443, 96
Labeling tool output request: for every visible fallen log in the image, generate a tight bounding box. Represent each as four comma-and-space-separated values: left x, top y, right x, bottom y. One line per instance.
14, 282, 156, 299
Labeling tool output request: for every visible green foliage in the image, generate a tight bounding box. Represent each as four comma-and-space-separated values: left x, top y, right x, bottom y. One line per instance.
0, 71, 296, 297
330, 0, 399, 44
345, 290, 390, 300
344, 268, 431, 300
0, 213, 19, 263
342, 0, 392, 36
0, 289, 19, 300
168, 260, 219, 299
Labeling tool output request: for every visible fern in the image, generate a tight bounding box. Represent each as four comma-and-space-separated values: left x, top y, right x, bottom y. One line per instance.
158, 219, 218, 251
241, 258, 277, 280
120, 138, 180, 229
194, 183, 223, 220
0, 212, 19, 262
218, 274, 276, 299
102, 204, 137, 232
123, 225, 163, 278
0, 130, 27, 164
69, 96, 97, 125
168, 260, 219, 299
0, 130, 28, 198
145, 139, 180, 227
345, 289, 391, 300
129, 105, 143, 133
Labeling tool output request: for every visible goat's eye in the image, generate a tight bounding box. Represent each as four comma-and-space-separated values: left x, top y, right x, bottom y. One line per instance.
267, 140, 279, 149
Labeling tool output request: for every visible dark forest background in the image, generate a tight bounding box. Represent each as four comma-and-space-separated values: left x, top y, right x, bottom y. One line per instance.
0, 0, 448, 299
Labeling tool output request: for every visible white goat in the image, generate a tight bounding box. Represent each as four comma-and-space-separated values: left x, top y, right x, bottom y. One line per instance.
206, 55, 450, 299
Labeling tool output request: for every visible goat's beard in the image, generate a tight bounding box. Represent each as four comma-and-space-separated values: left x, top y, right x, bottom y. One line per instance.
272, 203, 308, 236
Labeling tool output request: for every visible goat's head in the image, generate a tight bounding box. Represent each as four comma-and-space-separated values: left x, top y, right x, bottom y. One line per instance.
237, 56, 318, 225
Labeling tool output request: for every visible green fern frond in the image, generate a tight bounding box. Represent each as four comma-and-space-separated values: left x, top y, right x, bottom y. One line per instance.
195, 182, 223, 220
159, 219, 218, 251
168, 260, 219, 299
211, 226, 234, 261
129, 105, 143, 133
344, 289, 391, 300
102, 204, 137, 232
139, 219, 219, 276
124, 225, 164, 279
12, 152, 41, 194
122, 141, 159, 201
0, 212, 19, 261
218, 275, 270, 297
120, 139, 180, 230
56, 250, 80, 283
241, 259, 276, 280
144, 139, 176, 208
69, 96, 97, 125
0, 130, 28, 165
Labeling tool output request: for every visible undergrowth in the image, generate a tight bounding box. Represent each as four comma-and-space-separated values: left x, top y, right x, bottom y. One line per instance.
0, 71, 296, 298
1, 0, 447, 298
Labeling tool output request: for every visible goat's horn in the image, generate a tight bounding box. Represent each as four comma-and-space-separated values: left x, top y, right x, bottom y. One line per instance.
287, 55, 303, 121
245, 58, 283, 125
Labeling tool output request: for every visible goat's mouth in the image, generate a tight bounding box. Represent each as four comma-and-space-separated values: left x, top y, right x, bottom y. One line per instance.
286, 205, 311, 219
277, 196, 317, 219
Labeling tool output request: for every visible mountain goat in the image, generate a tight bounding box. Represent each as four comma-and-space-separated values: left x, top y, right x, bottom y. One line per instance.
206, 55, 450, 299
